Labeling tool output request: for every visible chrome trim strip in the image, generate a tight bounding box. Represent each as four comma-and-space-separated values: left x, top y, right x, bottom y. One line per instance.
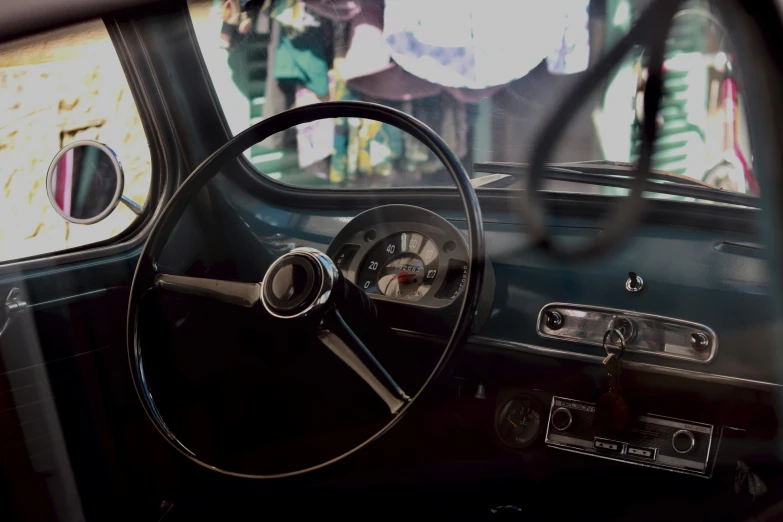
548, 434, 593, 449
638, 415, 713, 434
657, 454, 705, 471
705, 423, 715, 473
469, 335, 783, 391
536, 302, 718, 364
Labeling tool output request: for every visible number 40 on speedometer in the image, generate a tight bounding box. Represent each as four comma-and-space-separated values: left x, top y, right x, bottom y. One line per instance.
356, 232, 439, 301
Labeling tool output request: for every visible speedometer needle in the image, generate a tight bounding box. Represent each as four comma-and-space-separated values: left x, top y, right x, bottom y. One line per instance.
396, 272, 412, 284
507, 418, 518, 428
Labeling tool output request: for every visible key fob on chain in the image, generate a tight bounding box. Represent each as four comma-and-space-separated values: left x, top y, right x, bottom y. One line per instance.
594, 332, 630, 434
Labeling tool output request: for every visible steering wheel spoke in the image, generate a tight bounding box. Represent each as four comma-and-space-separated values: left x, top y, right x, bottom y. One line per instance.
155, 273, 262, 308
318, 309, 410, 415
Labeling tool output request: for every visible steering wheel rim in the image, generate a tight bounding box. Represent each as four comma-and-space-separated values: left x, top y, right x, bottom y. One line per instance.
126, 101, 485, 478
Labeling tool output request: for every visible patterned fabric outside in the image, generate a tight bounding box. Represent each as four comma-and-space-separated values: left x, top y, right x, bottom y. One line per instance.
383, 0, 565, 89
546, 0, 591, 75
329, 75, 404, 182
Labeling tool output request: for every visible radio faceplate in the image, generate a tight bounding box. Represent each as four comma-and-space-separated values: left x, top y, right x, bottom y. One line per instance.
545, 397, 715, 477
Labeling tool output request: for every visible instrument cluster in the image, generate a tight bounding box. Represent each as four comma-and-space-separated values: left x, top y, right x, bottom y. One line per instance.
326, 205, 470, 308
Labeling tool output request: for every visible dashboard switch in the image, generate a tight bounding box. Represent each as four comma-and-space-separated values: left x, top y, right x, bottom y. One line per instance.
594, 438, 624, 453
627, 446, 656, 460
626, 272, 644, 292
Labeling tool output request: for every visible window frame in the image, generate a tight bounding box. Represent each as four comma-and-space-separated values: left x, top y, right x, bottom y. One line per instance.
0, 16, 180, 276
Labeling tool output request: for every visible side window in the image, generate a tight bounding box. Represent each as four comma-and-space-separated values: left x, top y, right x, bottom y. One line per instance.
0, 20, 152, 263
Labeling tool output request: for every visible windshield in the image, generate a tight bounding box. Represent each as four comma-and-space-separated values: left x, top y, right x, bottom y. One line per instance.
189, 0, 756, 197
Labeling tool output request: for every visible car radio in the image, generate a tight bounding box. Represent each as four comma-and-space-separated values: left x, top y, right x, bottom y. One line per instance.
545, 397, 715, 477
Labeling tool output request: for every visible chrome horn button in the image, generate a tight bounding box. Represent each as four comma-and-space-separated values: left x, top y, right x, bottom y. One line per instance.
261, 248, 339, 319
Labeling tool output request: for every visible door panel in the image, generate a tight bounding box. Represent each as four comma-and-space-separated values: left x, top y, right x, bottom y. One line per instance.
0, 263, 181, 521
0, 16, 184, 519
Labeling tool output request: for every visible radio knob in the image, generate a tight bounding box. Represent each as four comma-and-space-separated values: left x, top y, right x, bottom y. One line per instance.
551, 407, 573, 431
671, 429, 696, 454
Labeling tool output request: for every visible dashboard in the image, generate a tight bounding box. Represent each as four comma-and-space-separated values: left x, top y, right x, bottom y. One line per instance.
214, 188, 774, 389
307, 200, 773, 391
207, 180, 780, 492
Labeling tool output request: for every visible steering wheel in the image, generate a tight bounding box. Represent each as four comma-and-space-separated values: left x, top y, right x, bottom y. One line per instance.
127, 101, 485, 478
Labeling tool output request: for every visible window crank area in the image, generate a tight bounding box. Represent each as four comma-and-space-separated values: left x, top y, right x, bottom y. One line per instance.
537, 303, 717, 364
0, 287, 28, 339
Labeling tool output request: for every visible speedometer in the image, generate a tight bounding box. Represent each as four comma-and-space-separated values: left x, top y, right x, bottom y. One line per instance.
325, 205, 492, 315
356, 231, 440, 301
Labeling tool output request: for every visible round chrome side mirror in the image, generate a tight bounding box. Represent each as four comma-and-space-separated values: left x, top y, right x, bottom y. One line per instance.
46, 140, 142, 224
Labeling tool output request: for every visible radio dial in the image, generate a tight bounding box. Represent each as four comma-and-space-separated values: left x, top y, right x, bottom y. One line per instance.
671, 429, 696, 454
551, 407, 573, 431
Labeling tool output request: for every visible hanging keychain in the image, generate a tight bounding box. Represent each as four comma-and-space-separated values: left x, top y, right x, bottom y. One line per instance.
594, 318, 630, 435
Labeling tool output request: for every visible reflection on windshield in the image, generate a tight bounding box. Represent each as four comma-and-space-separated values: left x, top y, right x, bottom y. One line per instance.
190, 0, 757, 196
